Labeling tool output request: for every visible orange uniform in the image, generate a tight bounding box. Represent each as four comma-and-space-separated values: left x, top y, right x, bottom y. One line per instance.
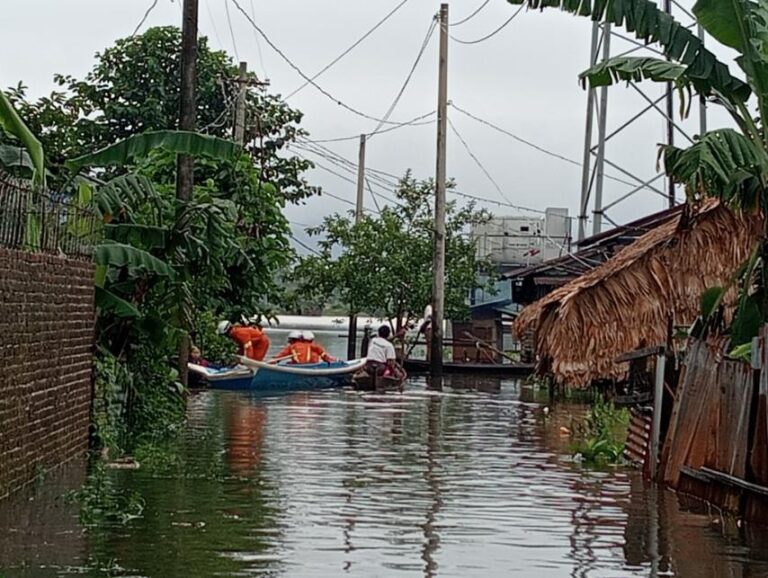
272, 341, 332, 364
229, 325, 270, 361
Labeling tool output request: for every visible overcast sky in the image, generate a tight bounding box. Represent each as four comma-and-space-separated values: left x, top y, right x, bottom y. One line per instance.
1, 0, 741, 250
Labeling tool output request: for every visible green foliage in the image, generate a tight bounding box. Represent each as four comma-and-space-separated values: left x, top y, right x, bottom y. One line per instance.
3, 26, 318, 202
571, 398, 629, 465
0, 90, 44, 186
64, 464, 145, 527
92, 350, 132, 452
294, 172, 494, 327
65, 130, 242, 172
191, 311, 238, 365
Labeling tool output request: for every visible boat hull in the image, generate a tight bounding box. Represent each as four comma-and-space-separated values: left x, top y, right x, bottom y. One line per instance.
189, 358, 367, 392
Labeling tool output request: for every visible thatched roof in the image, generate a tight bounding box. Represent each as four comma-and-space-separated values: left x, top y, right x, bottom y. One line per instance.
514, 200, 761, 387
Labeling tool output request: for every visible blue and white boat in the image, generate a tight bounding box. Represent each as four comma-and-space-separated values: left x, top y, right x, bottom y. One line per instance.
188, 356, 367, 391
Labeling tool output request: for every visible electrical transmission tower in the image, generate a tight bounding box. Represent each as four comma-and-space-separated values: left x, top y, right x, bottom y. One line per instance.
577, 0, 707, 242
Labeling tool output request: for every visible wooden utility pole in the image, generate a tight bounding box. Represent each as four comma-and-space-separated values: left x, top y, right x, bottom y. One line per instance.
176, 0, 198, 387
347, 134, 366, 360
430, 3, 448, 378
234, 61, 248, 144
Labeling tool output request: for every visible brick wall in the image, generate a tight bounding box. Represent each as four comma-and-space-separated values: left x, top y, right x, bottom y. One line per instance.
0, 248, 95, 499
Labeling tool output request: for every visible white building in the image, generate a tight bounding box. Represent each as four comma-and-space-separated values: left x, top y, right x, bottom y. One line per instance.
471, 208, 571, 268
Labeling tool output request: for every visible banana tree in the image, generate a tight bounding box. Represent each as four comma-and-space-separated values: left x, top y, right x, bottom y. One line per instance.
509, 0, 768, 347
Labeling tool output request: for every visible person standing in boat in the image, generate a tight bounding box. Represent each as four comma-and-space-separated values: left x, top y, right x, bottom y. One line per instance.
217, 320, 270, 361
366, 325, 404, 379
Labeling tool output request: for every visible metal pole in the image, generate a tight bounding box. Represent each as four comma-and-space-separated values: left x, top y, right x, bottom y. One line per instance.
234, 61, 248, 144
176, 0, 198, 387
698, 24, 708, 136
578, 21, 600, 243
347, 134, 366, 360
430, 3, 448, 378
664, 0, 675, 208
592, 23, 611, 237
650, 351, 667, 480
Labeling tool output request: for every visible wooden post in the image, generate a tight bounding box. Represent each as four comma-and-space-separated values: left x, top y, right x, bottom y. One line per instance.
234, 61, 248, 144
176, 0, 198, 387
347, 134, 366, 360
430, 3, 448, 378
650, 350, 666, 479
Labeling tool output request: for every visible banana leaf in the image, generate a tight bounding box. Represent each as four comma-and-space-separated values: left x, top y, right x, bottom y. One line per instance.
66, 131, 242, 171
0, 91, 45, 187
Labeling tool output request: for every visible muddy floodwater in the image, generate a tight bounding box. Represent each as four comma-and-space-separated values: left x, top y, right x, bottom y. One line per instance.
2, 376, 768, 577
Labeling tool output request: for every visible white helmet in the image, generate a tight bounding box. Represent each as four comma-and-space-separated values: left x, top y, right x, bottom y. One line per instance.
288, 330, 302, 341
302, 330, 315, 341
216, 320, 232, 335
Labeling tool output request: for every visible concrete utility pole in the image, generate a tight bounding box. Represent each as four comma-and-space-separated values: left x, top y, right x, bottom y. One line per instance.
176, 0, 198, 387
347, 134, 366, 360
234, 61, 248, 145
430, 3, 448, 378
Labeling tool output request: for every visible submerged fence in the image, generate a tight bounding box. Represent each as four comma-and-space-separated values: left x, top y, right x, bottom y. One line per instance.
0, 171, 100, 260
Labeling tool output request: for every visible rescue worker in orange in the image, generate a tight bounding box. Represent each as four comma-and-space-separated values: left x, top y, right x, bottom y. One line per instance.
269, 330, 335, 364
217, 319, 270, 361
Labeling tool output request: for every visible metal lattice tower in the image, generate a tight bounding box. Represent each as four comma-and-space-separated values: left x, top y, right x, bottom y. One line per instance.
577, 0, 708, 242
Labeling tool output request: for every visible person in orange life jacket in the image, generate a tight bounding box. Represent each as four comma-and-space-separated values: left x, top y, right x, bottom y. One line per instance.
301, 331, 336, 363
268, 330, 303, 364
268, 330, 335, 364
217, 320, 270, 361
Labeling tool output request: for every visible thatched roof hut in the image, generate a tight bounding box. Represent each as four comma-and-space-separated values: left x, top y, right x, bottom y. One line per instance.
513, 201, 761, 387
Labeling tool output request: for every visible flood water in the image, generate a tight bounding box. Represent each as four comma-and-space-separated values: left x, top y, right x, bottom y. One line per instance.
2, 336, 768, 577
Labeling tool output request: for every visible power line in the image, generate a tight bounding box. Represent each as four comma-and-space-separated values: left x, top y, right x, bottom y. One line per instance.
229, 0, 430, 127
294, 139, 402, 187
290, 234, 322, 256
450, 4, 524, 45
224, 0, 241, 61
450, 102, 583, 168
248, 0, 268, 78
450, 0, 491, 27
451, 102, 651, 190
284, 0, 413, 100
204, 0, 226, 49
299, 146, 401, 201
370, 15, 438, 134
293, 151, 379, 213
366, 177, 383, 213
304, 111, 436, 143
448, 117, 512, 206
132, 0, 160, 37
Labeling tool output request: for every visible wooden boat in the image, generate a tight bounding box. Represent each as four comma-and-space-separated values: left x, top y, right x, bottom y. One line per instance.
402, 359, 535, 375
351, 366, 407, 392
188, 357, 367, 391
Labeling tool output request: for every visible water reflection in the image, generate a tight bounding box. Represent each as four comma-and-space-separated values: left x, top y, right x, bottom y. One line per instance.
1, 379, 768, 577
